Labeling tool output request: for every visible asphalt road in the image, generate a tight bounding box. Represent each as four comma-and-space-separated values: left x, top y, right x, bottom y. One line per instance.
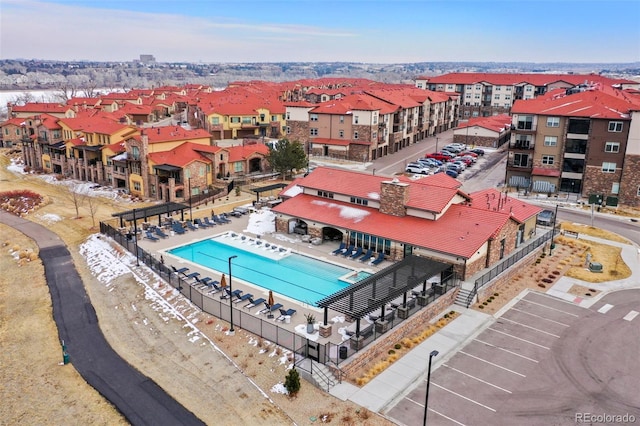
0, 211, 204, 426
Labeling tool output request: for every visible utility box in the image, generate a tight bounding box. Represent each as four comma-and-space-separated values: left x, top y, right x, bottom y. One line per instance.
589, 262, 603, 273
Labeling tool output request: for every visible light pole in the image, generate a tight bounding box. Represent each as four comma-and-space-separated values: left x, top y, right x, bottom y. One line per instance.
548, 204, 559, 255
423, 350, 439, 426
187, 177, 192, 221
228, 255, 238, 335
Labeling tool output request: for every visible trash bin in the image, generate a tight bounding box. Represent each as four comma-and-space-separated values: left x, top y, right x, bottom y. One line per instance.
63, 352, 70, 365
339, 346, 348, 360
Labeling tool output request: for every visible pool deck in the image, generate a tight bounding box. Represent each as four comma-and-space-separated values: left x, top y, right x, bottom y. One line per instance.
136, 209, 393, 347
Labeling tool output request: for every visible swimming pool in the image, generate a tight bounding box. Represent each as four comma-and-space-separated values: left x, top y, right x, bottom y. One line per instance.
167, 234, 370, 305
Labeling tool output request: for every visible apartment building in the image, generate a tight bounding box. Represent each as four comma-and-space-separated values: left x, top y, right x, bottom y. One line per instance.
508, 85, 640, 207
416, 73, 639, 119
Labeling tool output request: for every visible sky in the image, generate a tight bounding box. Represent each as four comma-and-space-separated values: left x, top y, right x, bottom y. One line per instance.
1, 0, 639, 64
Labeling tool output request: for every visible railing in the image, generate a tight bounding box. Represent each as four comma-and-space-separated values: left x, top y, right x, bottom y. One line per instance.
465, 228, 554, 307
100, 221, 459, 372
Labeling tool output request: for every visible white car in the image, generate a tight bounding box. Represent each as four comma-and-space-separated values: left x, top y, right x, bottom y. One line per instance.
405, 163, 430, 174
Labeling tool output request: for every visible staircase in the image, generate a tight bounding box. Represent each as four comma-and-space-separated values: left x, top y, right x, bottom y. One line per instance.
454, 287, 475, 307
309, 361, 339, 391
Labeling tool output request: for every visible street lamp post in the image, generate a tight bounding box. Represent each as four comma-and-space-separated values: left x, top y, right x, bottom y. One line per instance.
548, 204, 559, 255
423, 350, 439, 426
228, 255, 238, 335
187, 177, 192, 221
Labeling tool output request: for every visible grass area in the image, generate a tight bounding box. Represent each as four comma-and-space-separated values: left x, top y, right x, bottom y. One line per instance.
561, 221, 631, 244
557, 235, 632, 283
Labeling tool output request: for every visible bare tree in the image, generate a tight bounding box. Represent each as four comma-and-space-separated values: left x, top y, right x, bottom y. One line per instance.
85, 195, 100, 229
64, 183, 86, 219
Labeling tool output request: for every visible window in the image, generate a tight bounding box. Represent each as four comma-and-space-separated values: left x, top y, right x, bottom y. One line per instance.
339, 130, 344, 138
544, 136, 557, 146
475, 84, 481, 90
131, 146, 140, 161
612, 182, 620, 195
495, 86, 501, 91
241, 117, 252, 124
211, 117, 219, 125
234, 162, 243, 172
637, 186, 640, 196
350, 196, 368, 206
271, 115, 277, 122
494, 94, 500, 99
199, 166, 205, 177
353, 131, 359, 139
465, 94, 471, 99
310, 114, 318, 122
220, 153, 224, 161
286, 126, 291, 134
373, 113, 378, 125
286, 112, 290, 120
185, 169, 191, 179
310, 128, 318, 136
354, 115, 359, 124
526, 86, 533, 92
230, 117, 240, 123
505, 95, 511, 100
542, 155, 554, 165
608, 121, 623, 132
474, 94, 480, 99
513, 153, 529, 167
133, 182, 141, 191
372, 131, 377, 139
466, 85, 472, 90
605, 142, 620, 153
317, 190, 334, 199
602, 162, 616, 173
517, 115, 533, 130
339, 115, 344, 123
547, 117, 560, 127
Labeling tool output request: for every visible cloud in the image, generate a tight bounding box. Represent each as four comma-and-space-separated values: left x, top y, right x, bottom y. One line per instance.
1, 0, 357, 62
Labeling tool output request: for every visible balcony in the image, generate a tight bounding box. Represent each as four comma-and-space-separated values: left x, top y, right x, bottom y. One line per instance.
509, 141, 535, 150
507, 159, 533, 169
515, 123, 536, 132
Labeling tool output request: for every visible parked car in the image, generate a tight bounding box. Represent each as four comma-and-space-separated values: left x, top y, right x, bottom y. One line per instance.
405, 163, 430, 174
470, 148, 485, 156
536, 209, 555, 226
444, 169, 459, 178
453, 156, 473, 166
460, 155, 477, 163
459, 151, 478, 158
425, 152, 452, 162
417, 158, 440, 167
445, 163, 463, 173
444, 143, 465, 152
451, 160, 467, 171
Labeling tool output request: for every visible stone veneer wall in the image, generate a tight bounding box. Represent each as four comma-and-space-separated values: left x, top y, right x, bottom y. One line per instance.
287, 121, 309, 147
379, 180, 409, 216
617, 155, 640, 208
336, 288, 458, 378
582, 165, 623, 199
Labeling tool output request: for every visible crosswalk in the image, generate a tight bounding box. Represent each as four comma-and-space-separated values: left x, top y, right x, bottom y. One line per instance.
597, 303, 638, 321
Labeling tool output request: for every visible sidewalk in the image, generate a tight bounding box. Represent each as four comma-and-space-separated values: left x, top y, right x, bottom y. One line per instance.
329, 233, 640, 414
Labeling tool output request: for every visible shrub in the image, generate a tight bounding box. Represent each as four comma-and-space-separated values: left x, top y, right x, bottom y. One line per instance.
482, 301, 488, 306
394, 343, 402, 350
388, 349, 396, 355
450, 310, 456, 315
284, 367, 301, 396
478, 305, 484, 309
444, 313, 449, 319
494, 293, 499, 297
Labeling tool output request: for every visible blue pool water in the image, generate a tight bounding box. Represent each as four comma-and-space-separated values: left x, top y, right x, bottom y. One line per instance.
168, 236, 369, 305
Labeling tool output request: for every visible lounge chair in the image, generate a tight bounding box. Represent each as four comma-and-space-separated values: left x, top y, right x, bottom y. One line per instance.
184, 271, 200, 281
203, 217, 216, 227
219, 213, 232, 223
194, 218, 209, 228
234, 293, 254, 304
276, 308, 296, 321
194, 276, 212, 288
243, 297, 265, 310
258, 303, 283, 315
145, 231, 159, 241
172, 223, 186, 235
358, 248, 373, 263
186, 221, 198, 231
330, 242, 346, 255
370, 252, 385, 266
340, 245, 355, 257
171, 266, 189, 275
349, 247, 363, 260
215, 214, 231, 224
154, 227, 169, 238
221, 288, 242, 300
206, 281, 222, 294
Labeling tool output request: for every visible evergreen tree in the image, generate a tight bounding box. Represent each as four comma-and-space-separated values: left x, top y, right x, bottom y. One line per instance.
284, 366, 301, 397
266, 138, 308, 179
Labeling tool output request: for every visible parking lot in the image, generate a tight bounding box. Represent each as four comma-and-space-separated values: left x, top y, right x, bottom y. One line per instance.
385, 290, 640, 425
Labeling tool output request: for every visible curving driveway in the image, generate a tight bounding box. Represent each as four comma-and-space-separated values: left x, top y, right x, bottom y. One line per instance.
0, 211, 204, 426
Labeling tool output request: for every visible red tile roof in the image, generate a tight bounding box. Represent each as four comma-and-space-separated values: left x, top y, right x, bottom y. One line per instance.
467, 188, 542, 224
58, 115, 134, 135
511, 88, 639, 119
143, 126, 211, 143
420, 72, 637, 88
273, 194, 510, 258
457, 114, 512, 133
227, 144, 269, 162
147, 142, 213, 168
10, 102, 71, 114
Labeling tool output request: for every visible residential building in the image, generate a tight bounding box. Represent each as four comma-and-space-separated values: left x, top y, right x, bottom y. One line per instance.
416, 73, 639, 119
452, 114, 513, 148
508, 85, 640, 207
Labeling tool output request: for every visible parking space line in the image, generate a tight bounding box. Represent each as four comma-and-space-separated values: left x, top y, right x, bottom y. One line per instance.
497, 317, 561, 338
519, 299, 580, 317
509, 307, 571, 327
474, 338, 539, 363
598, 303, 614, 314
443, 364, 512, 393
432, 382, 497, 412
458, 351, 526, 377
487, 328, 551, 350
429, 408, 467, 426
623, 310, 639, 321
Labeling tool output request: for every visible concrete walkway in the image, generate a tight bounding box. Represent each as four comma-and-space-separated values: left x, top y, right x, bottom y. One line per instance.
329, 230, 640, 417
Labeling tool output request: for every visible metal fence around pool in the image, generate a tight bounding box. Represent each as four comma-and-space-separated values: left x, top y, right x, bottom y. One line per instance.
100, 221, 457, 373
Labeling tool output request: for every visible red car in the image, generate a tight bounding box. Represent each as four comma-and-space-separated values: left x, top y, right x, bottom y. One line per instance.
426, 152, 454, 162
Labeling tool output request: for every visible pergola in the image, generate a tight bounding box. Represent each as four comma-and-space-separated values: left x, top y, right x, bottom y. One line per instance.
111, 202, 189, 228
317, 255, 452, 336
251, 183, 288, 202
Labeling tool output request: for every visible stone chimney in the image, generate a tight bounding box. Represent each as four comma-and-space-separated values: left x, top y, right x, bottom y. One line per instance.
379, 178, 409, 216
